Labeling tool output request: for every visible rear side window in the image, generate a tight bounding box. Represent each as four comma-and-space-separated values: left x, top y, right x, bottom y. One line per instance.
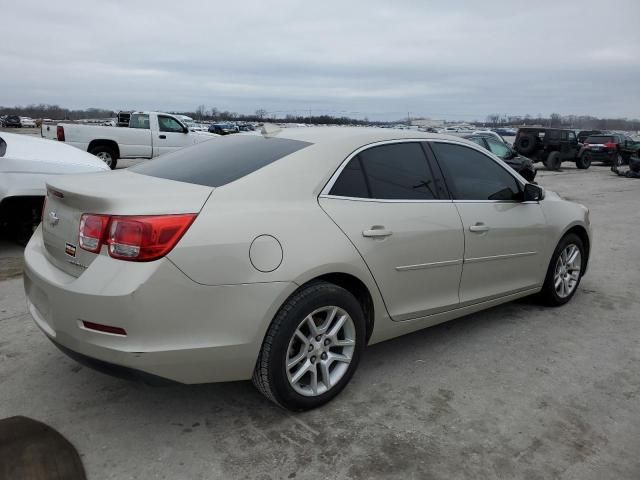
132, 135, 311, 187
430, 142, 521, 201
129, 114, 149, 129
329, 157, 369, 198
330, 143, 437, 200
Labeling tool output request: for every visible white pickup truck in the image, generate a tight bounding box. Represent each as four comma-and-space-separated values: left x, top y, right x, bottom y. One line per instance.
49, 112, 218, 169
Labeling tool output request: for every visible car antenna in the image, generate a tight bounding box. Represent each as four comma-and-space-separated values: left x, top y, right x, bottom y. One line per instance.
261, 123, 282, 137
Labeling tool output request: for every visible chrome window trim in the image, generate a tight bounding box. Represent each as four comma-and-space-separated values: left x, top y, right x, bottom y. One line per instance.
319, 195, 452, 204
319, 137, 529, 203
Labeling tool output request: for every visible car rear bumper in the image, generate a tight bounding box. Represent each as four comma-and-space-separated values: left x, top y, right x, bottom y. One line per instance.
587, 150, 615, 162
23, 226, 296, 384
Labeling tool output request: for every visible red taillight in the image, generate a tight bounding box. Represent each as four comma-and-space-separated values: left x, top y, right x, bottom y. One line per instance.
79, 214, 110, 253
604, 142, 616, 149
82, 320, 127, 336
78, 213, 196, 261
56, 125, 65, 141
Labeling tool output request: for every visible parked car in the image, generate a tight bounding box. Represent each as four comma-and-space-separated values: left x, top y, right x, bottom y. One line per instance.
20, 117, 37, 128
24, 128, 591, 410
492, 128, 516, 136
582, 133, 640, 167
470, 130, 510, 144
52, 112, 219, 169
0, 132, 109, 244
577, 130, 606, 144
1, 115, 22, 128
514, 127, 589, 170
208, 123, 238, 135
465, 134, 536, 182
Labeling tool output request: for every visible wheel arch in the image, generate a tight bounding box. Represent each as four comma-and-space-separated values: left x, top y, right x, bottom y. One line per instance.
562, 224, 590, 274
87, 139, 120, 158
312, 272, 375, 343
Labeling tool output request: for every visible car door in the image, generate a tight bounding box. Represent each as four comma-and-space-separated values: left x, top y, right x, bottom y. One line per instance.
428, 141, 548, 305
153, 115, 192, 157
319, 141, 465, 321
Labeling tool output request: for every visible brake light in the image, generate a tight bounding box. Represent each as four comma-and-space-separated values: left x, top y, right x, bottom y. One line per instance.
78, 213, 196, 261
56, 125, 65, 141
79, 214, 110, 252
604, 142, 616, 149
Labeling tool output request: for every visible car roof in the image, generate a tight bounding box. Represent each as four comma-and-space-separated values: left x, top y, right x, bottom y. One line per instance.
268, 126, 461, 148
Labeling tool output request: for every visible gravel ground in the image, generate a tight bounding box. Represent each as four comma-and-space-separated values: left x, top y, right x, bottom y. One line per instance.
0, 155, 639, 479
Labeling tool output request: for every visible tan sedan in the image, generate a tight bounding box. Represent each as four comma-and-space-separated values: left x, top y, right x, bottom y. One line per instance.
24, 128, 591, 410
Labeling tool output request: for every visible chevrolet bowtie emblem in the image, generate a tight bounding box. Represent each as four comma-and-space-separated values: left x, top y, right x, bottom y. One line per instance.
48, 211, 60, 226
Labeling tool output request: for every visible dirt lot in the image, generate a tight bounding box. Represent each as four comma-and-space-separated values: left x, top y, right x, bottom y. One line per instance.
1, 158, 639, 479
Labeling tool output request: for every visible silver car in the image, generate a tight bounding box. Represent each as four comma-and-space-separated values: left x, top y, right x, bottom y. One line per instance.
24, 128, 591, 410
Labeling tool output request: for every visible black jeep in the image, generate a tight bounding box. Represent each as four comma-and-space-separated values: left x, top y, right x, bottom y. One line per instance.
514, 128, 589, 170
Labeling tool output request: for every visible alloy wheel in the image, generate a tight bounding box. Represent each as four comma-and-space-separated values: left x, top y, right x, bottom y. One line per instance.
554, 244, 582, 298
286, 306, 356, 397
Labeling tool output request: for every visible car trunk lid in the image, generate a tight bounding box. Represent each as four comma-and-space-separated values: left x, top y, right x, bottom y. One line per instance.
41, 170, 213, 277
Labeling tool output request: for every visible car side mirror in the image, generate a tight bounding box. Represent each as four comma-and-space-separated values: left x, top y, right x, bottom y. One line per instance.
182, 126, 189, 134
523, 183, 544, 202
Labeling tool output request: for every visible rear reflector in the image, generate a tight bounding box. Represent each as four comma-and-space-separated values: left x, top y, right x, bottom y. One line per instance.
82, 321, 127, 336
78, 213, 197, 261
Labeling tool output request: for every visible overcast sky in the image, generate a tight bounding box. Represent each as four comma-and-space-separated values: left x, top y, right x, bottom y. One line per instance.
1, 0, 639, 121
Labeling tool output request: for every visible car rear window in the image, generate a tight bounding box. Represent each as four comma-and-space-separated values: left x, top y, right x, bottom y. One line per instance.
585, 136, 614, 143
131, 135, 312, 187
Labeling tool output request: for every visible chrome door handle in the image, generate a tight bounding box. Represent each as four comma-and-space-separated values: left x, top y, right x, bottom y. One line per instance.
362, 226, 393, 238
469, 223, 490, 233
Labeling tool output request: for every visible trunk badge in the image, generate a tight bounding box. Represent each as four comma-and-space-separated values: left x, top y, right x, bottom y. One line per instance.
48, 211, 60, 226
65, 243, 77, 257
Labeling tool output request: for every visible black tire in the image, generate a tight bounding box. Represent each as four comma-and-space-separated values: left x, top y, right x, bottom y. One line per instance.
538, 233, 585, 306
515, 133, 537, 156
546, 151, 562, 170
252, 281, 366, 411
89, 145, 118, 169
576, 152, 591, 169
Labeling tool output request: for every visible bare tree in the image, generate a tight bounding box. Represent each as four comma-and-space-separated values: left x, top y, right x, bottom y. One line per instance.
195, 104, 206, 120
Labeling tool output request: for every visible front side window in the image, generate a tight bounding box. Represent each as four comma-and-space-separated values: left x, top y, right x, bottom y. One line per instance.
158, 116, 185, 133
567, 131, 576, 142
486, 138, 511, 158
430, 142, 521, 201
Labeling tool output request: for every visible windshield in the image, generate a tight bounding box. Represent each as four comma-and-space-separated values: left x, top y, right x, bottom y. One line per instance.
585, 136, 614, 143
